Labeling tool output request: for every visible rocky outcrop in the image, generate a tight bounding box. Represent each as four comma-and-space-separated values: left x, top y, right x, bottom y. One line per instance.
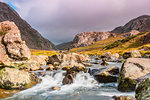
0, 21, 31, 64
0, 2, 56, 50
123, 50, 141, 59
72, 32, 116, 47
1, 21, 31, 60
121, 30, 140, 38
111, 15, 150, 34
0, 21, 40, 90
118, 58, 150, 92
136, 78, 150, 100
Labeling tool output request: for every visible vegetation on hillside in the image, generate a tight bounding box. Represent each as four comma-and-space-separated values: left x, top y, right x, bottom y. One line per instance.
30, 49, 58, 56
71, 31, 150, 56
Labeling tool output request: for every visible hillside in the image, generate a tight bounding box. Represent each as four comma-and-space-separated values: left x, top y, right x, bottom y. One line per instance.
56, 41, 73, 50
111, 15, 150, 33
0, 2, 56, 50
71, 31, 150, 56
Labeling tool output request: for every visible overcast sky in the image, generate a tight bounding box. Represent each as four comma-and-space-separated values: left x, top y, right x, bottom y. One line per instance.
1, 0, 150, 44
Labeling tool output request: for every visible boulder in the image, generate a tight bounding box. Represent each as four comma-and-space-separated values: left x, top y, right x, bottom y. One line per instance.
62, 66, 86, 85
123, 50, 141, 59
0, 67, 37, 89
94, 66, 119, 83
102, 52, 120, 61
135, 78, 150, 100
118, 58, 150, 92
1, 21, 31, 60
143, 52, 150, 58
112, 96, 136, 100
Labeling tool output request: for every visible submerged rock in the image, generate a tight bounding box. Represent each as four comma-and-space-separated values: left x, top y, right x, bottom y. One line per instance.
118, 58, 150, 92
94, 66, 119, 83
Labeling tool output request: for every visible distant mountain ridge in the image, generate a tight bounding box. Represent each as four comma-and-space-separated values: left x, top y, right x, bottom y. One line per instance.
0, 2, 56, 50
111, 15, 150, 33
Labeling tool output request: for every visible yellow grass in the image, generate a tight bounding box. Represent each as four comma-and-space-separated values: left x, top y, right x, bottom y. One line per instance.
30, 49, 58, 56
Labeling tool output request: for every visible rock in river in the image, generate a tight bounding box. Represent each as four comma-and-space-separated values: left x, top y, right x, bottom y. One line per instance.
118, 58, 150, 92
93, 66, 119, 83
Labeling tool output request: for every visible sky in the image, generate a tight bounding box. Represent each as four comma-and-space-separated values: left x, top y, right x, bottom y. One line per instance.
1, 0, 150, 44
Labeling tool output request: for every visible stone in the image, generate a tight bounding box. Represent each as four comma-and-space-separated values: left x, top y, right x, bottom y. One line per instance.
48, 64, 54, 71
101, 59, 109, 66
51, 86, 59, 90
94, 66, 119, 83
0, 67, 36, 89
118, 58, 150, 92
112, 96, 136, 100
123, 50, 141, 59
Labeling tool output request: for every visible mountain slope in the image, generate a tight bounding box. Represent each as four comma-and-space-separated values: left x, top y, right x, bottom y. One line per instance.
56, 41, 73, 50
0, 2, 56, 50
111, 15, 150, 33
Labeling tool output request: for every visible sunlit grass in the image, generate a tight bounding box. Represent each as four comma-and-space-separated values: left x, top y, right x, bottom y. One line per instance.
30, 49, 58, 56
71, 31, 150, 56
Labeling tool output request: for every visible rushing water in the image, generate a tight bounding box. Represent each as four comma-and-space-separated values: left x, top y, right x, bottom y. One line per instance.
3, 61, 135, 100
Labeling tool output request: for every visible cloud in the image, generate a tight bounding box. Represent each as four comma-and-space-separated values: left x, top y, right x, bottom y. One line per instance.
3, 0, 150, 44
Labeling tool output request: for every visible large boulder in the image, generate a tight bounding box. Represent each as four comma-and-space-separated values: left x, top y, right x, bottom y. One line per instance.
0, 21, 31, 60
123, 50, 141, 59
135, 78, 150, 100
118, 58, 150, 92
93, 66, 119, 83
0, 67, 37, 89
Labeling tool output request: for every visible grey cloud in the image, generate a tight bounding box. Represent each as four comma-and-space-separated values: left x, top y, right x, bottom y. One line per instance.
3, 0, 150, 44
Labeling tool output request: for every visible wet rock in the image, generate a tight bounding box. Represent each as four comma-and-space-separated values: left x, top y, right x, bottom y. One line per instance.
0, 67, 36, 89
112, 96, 136, 100
94, 66, 119, 83
123, 50, 141, 59
62, 74, 74, 85
101, 59, 109, 66
51, 86, 59, 90
118, 58, 150, 92
135, 78, 150, 100
48, 64, 54, 71
62, 66, 86, 85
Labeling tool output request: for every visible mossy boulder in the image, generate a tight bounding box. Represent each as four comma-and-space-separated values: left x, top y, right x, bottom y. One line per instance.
0, 67, 37, 89
94, 66, 119, 83
118, 58, 150, 92
135, 78, 150, 100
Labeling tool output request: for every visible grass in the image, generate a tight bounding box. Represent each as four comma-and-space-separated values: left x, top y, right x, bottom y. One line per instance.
30, 49, 59, 56
71, 31, 150, 56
